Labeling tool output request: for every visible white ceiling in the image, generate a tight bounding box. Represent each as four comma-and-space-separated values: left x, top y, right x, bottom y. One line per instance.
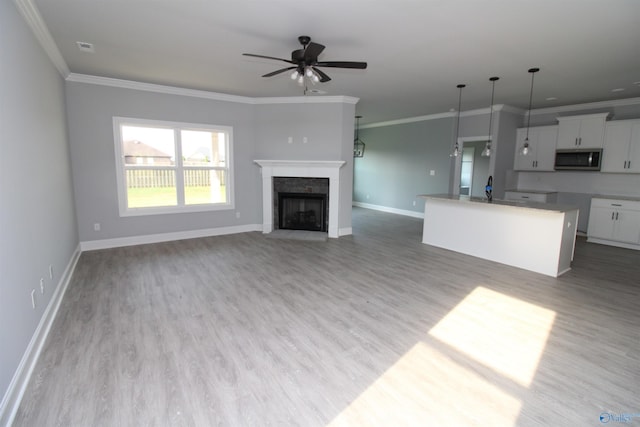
29, 0, 640, 124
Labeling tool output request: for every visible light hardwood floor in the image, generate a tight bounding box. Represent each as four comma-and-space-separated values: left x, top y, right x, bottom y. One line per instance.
13, 207, 640, 426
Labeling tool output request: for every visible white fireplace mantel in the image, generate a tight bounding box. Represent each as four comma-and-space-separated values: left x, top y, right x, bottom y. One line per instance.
254, 160, 346, 238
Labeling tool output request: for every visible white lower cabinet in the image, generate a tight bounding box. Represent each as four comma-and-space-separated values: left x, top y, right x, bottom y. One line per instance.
587, 198, 640, 249
504, 191, 557, 204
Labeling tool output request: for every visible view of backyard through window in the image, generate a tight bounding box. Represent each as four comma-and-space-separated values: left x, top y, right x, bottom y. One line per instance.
116, 119, 230, 213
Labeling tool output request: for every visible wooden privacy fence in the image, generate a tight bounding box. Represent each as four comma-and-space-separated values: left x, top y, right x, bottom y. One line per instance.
126, 169, 224, 188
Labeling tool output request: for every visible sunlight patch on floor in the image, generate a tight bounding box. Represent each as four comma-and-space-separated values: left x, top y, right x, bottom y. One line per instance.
326, 341, 522, 427
428, 286, 556, 387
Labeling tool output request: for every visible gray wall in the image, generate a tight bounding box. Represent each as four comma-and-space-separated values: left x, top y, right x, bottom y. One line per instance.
66, 82, 257, 241
254, 101, 355, 231
67, 83, 355, 241
0, 0, 78, 412
353, 118, 453, 213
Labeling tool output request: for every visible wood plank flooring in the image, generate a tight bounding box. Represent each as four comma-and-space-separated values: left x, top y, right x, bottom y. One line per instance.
13, 207, 640, 426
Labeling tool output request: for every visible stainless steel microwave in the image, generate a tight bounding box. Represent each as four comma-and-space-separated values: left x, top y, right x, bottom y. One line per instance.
554, 149, 602, 171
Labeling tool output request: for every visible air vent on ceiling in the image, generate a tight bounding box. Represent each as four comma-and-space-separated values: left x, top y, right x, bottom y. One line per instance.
76, 41, 95, 53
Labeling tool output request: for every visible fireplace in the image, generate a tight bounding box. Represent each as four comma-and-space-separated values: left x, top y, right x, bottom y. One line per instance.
273, 177, 329, 232
254, 160, 346, 238
278, 193, 327, 232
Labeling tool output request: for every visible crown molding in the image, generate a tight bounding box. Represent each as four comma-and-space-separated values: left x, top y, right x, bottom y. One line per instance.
13, 0, 69, 77
66, 74, 359, 105
361, 104, 520, 129
528, 96, 640, 116
66, 74, 253, 103
252, 96, 359, 105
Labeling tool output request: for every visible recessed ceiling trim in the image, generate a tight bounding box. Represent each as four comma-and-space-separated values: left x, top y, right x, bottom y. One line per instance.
13, 0, 70, 77
66, 73, 358, 105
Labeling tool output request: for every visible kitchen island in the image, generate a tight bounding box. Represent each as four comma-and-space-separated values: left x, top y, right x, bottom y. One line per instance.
418, 194, 579, 277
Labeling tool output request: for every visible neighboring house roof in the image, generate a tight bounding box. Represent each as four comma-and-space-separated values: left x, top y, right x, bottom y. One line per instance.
123, 140, 171, 158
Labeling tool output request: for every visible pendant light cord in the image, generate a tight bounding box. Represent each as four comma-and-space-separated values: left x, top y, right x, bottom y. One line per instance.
525, 68, 539, 140
455, 84, 465, 146
487, 77, 499, 143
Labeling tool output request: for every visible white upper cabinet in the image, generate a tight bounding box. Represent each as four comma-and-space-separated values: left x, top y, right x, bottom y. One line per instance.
602, 119, 640, 173
514, 125, 558, 171
556, 113, 609, 149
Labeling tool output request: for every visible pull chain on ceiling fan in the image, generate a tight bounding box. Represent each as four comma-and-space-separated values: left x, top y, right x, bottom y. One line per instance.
243, 36, 367, 86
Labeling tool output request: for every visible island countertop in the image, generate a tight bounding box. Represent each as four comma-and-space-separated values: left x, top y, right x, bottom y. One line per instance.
418, 193, 579, 213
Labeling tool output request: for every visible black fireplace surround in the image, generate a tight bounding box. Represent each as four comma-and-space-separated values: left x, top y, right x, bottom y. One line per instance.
273, 177, 329, 232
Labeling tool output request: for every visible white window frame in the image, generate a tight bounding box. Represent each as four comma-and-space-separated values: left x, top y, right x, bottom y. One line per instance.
113, 117, 234, 216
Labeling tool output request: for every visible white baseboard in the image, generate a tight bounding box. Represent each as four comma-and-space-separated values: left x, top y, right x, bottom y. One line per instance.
339, 227, 353, 236
80, 224, 262, 251
0, 244, 81, 427
353, 201, 424, 219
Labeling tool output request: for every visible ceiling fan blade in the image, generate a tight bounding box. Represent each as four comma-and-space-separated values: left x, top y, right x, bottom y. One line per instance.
312, 67, 331, 83
262, 67, 297, 78
242, 53, 295, 64
304, 42, 325, 61
315, 61, 367, 69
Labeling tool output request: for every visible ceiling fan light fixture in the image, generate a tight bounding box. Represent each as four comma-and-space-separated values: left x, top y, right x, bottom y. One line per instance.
290, 70, 299, 80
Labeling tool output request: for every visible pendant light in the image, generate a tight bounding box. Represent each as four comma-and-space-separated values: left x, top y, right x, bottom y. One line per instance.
450, 84, 466, 157
482, 77, 499, 157
353, 115, 365, 157
520, 68, 540, 156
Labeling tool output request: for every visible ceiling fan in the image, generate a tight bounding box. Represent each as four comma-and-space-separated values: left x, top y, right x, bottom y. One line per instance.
242, 35, 367, 84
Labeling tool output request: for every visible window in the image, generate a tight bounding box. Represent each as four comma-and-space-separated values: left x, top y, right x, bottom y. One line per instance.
113, 117, 233, 216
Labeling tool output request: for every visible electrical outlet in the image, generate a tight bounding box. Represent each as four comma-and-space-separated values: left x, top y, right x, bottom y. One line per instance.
235, 212, 241, 219
303, 136, 308, 144
49, 264, 53, 279
430, 170, 436, 176
413, 200, 416, 206
366, 194, 370, 199
40, 278, 45, 294
94, 223, 101, 231
31, 289, 36, 309
287, 136, 293, 144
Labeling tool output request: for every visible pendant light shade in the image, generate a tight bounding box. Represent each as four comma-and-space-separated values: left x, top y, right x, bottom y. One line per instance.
482, 77, 500, 157
354, 115, 365, 158
450, 84, 466, 157
520, 68, 540, 156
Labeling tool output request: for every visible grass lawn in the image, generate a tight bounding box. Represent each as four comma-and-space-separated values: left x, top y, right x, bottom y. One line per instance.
128, 186, 226, 208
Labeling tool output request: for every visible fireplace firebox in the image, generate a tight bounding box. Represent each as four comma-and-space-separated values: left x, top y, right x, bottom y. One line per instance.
278, 192, 327, 232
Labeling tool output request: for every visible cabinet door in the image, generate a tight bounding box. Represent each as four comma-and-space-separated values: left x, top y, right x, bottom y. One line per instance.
613, 210, 640, 244
602, 122, 631, 172
578, 116, 606, 148
514, 128, 538, 170
557, 118, 581, 149
627, 122, 640, 173
588, 207, 615, 239
535, 126, 558, 171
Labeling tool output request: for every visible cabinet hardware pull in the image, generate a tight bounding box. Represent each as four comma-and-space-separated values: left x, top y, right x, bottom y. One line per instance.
629, 161, 631, 169
612, 212, 615, 220
612, 203, 622, 206
616, 212, 619, 220
624, 161, 628, 168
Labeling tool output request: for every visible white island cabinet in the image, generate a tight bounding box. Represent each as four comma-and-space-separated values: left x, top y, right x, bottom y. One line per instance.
419, 195, 579, 277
